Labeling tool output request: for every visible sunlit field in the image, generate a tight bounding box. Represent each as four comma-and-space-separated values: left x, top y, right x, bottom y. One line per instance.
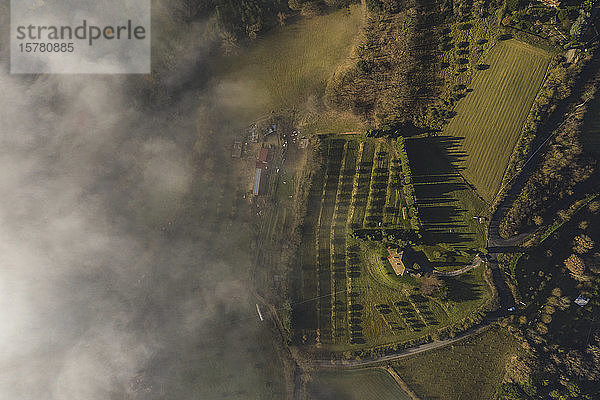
214, 4, 366, 132
443, 40, 551, 201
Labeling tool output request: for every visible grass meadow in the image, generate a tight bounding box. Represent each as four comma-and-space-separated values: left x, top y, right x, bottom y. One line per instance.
392, 326, 519, 400
214, 4, 366, 133
308, 368, 412, 400
443, 39, 551, 201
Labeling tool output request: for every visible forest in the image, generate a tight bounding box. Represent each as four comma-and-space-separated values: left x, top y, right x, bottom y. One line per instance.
172, 0, 356, 38
500, 76, 599, 238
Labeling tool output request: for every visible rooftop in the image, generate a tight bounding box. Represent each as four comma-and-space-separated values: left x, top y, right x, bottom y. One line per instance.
387, 247, 407, 276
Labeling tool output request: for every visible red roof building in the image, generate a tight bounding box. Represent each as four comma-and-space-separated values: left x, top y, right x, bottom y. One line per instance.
259, 148, 269, 163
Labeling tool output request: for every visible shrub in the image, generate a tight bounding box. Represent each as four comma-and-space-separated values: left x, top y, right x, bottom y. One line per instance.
573, 234, 594, 254
564, 254, 585, 275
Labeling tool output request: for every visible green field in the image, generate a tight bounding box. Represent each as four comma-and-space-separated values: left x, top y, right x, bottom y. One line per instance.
293, 136, 493, 349
215, 4, 366, 133
392, 326, 519, 400
443, 39, 551, 201
308, 368, 411, 400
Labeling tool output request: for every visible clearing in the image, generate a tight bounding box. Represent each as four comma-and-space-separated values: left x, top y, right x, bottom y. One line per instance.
214, 4, 366, 134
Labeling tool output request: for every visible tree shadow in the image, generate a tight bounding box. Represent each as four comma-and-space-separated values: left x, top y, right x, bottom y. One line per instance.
444, 275, 482, 301
406, 136, 476, 246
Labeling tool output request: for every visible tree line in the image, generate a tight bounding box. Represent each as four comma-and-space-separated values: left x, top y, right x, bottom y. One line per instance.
325, 0, 441, 128
172, 0, 356, 39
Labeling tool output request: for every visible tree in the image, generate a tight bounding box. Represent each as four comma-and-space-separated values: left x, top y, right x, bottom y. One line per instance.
220, 30, 238, 55
277, 11, 288, 25
288, 0, 304, 10
573, 234, 594, 254
420, 274, 445, 297
564, 254, 585, 275
301, 1, 322, 16
246, 22, 262, 39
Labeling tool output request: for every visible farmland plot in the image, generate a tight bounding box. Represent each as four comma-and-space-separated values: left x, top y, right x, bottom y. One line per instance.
309, 368, 412, 400
364, 145, 390, 228
330, 141, 358, 343
443, 39, 551, 201
350, 142, 375, 228
317, 140, 345, 342
293, 136, 492, 350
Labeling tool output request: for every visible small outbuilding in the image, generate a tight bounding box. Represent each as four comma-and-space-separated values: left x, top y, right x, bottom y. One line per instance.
253, 168, 267, 196
575, 295, 590, 307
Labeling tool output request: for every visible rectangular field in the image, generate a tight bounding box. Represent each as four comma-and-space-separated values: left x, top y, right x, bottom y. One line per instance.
443, 39, 551, 201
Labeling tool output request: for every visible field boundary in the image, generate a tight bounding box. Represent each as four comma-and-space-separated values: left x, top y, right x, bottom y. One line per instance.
383, 366, 422, 400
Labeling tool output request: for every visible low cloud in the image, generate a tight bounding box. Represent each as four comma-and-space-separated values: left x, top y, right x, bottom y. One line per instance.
0, 2, 275, 399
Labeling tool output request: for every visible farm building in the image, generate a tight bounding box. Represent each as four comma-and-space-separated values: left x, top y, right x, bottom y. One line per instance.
252, 148, 271, 196
247, 124, 259, 142
255, 148, 270, 170
387, 247, 409, 276
264, 124, 277, 137
253, 168, 267, 196
259, 147, 269, 164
